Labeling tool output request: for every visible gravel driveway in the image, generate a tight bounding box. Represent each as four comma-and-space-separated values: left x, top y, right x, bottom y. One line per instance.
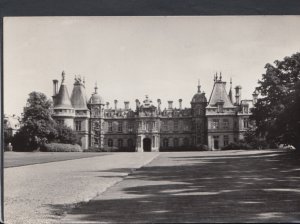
4, 152, 159, 224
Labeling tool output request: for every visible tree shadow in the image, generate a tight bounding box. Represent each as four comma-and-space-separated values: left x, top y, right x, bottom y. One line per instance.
48, 150, 300, 223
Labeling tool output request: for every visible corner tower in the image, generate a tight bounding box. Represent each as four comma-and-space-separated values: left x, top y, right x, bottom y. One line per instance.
88, 82, 105, 149
206, 73, 236, 150
70, 75, 90, 149
191, 80, 207, 147
52, 71, 75, 128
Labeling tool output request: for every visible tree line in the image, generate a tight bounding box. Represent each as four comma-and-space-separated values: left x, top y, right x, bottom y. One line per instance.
5, 92, 80, 151
251, 52, 300, 150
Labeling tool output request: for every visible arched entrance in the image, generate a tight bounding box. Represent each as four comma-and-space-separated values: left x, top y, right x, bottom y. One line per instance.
143, 138, 151, 152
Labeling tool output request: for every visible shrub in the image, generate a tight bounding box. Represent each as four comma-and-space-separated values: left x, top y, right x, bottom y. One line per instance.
55, 123, 81, 145
42, 143, 82, 152
221, 142, 252, 150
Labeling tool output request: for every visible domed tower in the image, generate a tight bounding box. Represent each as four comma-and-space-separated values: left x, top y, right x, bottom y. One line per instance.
70, 75, 90, 150
191, 80, 208, 147
52, 71, 75, 129
88, 82, 105, 149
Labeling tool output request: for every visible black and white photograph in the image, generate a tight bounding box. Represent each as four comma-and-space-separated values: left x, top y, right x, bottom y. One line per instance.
2, 15, 300, 223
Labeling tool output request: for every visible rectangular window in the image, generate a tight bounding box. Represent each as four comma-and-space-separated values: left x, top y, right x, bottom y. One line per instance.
108, 122, 112, 132
183, 121, 189, 131
174, 121, 178, 131
196, 122, 201, 131
168, 121, 172, 131
118, 122, 123, 132
128, 122, 133, 133
234, 121, 238, 129
75, 120, 81, 131
243, 118, 249, 128
163, 121, 168, 131
224, 135, 229, 146
212, 119, 219, 129
223, 119, 229, 129
146, 122, 150, 131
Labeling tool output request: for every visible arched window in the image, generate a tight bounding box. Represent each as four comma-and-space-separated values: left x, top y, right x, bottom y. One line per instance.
118, 139, 123, 148
108, 139, 113, 147
163, 138, 169, 148
174, 138, 179, 147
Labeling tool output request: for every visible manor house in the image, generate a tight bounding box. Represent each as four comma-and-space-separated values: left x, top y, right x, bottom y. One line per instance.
51, 71, 257, 151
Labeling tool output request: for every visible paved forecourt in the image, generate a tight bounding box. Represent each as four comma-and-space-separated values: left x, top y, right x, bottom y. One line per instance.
62, 150, 300, 223
4, 152, 159, 224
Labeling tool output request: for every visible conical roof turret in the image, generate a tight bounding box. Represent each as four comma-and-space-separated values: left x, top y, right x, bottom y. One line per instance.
71, 75, 88, 109
54, 71, 73, 109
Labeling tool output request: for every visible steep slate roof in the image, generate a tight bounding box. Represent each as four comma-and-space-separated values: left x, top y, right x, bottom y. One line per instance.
54, 82, 73, 109
208, 81, 234, 108
71, 79, 88, 109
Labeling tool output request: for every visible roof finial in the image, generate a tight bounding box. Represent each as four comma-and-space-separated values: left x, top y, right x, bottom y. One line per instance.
197, 79, 201, 93
215, 72, 218, 82
61, 71, 66, 84
94, 82, 98, 93
230, 77, 232, 87
219, 72, 222, 81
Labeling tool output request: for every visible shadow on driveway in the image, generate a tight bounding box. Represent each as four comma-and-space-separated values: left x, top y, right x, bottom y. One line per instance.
50, 150, 300, 223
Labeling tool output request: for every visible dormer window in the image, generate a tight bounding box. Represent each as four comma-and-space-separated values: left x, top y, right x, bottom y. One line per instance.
218, 104, 223, 113
216, 100, 224, 113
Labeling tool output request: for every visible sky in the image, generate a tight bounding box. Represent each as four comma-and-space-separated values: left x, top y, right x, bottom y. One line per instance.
4, 16, 300, 116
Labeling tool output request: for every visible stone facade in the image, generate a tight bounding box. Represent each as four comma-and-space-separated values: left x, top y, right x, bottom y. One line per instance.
52, 71, 256, 151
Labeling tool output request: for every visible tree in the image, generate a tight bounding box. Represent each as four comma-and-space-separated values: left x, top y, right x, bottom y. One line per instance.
251, 52, 300, 150
12, 91, 82, 151
13, 92, 57, 151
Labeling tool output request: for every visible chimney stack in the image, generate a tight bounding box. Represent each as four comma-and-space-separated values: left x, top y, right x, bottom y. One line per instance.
252, 90, 258, 104
157, 99, 161, 110
52, 80, 58, 96
168, 101, 173, 109
124, 101, 129, 110
135, 99, 140, 108
106, 102, 109, 109
179, 99, 182, 110
235, 86, 242, 105
114, 100, 118, 110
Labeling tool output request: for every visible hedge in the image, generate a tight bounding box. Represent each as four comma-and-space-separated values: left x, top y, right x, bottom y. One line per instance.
43, 143, 82, 152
